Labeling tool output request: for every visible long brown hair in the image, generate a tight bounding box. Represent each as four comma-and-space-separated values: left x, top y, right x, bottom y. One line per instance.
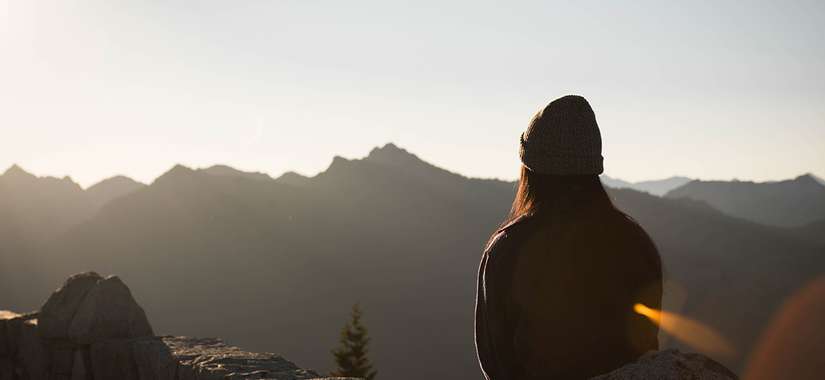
501, 165, 615, 228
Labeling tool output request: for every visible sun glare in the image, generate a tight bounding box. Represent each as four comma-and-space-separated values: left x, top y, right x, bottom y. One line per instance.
634, 303, 735, 357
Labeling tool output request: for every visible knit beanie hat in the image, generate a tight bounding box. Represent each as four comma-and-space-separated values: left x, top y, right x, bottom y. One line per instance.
519, 95, 604, 175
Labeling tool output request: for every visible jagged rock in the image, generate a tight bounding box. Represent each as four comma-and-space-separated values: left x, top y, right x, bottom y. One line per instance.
132, 337, 177, 380
67, 275, 154, 344
39, 272, 154, 345
5, 273, 329, 380
1, 312, 18, 380
38, 272, 103, 340
70, 349, 87, 380
0, 311, 17, 358
590, 349, 738, 380
51, 346, 76, 378
0, 312, 16, 380
15, 316, 50, 380
90, 338, 139, 380
86, 336, 178, 380
0, 357, 13, 380
164, 336, 321, 380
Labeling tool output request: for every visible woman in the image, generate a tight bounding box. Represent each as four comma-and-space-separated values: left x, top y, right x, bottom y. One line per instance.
475, 95, 663, 380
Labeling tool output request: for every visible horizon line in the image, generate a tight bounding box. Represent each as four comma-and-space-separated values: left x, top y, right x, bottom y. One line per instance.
1, 142, 822, 190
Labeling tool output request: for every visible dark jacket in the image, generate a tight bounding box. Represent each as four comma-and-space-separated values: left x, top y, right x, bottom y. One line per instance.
475, 211, 662, 380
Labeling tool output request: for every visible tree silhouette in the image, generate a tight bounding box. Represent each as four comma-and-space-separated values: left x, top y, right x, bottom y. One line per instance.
330, 303, 377, 380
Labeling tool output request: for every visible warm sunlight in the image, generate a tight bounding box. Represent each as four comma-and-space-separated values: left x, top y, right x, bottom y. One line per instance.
634, 303, 735, 357
2, 2, 822, 379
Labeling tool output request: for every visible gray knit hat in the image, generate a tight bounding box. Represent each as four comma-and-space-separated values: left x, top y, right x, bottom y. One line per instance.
519, 95, 604, 175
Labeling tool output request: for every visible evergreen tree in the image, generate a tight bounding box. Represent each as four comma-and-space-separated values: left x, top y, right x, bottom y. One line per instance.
330, 303, 377, 380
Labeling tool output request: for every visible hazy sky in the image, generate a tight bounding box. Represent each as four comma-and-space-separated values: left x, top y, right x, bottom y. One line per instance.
1, 0, 823, 187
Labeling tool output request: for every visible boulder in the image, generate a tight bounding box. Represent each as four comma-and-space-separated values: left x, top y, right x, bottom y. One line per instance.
590, 349, 738, 380
15, 316, 50, 380
5, 273, 330, 380
163, 336, 321, 380
0, 311, 18, 358
70, 349, 87, 380
39, 272, 154, 345
86, 337, 178, 380
50, 345, 76, 378
67, 275, 154, 344
132, 337, 177, 380
0, 357, 13, 380
38, 272, 103, 340
90, 339, 139, 380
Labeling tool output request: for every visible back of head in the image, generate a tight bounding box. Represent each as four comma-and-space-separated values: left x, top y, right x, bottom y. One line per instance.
506, 94, 610, 225
519, 95, 603, 176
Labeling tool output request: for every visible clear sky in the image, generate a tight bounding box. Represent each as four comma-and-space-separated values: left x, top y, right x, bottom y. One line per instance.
1, 0, 823, 187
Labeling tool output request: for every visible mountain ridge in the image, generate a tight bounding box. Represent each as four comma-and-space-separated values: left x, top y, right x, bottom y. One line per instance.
665, 174, 825, 227
602, 175, 692, 196
1, 145, 823, 380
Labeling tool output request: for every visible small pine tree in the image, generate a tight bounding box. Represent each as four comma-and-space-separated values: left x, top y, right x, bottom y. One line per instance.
330, 303, 377, 380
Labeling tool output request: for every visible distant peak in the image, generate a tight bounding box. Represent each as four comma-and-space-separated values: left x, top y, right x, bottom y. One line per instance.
157, 164, 195, 179
368, 142, 407, 156
170, 164, 195, 174
378, 142, 402, 151
320, 155, 355, 175
87, 175, 145, 191
204, 164, 234, 171
200, 164, 273, 181
365, 143, 424, 168
3, 164, 34, 178
149, 164, 198, 187
277, 171, 308, 180
274, 171, 311, 186
329, 155, 350, 166
105, 175, 142, 184
794, 173, 823, 186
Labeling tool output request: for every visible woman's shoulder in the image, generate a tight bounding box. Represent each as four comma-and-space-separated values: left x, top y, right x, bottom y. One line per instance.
611, 211, 657, 248
608, 210, 662, 271
484, 214, 543, 256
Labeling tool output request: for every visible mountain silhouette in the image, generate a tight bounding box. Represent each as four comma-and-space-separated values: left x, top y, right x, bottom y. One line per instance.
200, 164, 274, 182
274, 171, 311, 186
0, 165, 88, 240
665, 174, 825, 227
1, 146, 823, 379
85, 175, 147, 210
601, 175, 692, 196
0, 165, 146, 240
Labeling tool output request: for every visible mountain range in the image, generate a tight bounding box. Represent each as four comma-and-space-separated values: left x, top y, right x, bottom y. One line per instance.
601, 175, 692, 196
665, 175, 825, 228
1, 144, 823, 379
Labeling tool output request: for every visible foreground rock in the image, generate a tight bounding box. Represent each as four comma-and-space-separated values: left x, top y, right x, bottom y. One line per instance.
591, 349, 739, 380
39, 272, 154, 344
165, 336, 320, 380
0, 272, 338, 380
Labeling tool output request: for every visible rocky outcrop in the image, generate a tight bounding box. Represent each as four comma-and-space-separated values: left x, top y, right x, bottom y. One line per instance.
0, 273, 336, 380
591, 349, 738, 380
165, 336, 320, 380
39, 272, 154, 344
3, 272, 738, 379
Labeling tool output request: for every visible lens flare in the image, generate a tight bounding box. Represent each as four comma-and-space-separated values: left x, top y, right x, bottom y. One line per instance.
634, 303, 734, 357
